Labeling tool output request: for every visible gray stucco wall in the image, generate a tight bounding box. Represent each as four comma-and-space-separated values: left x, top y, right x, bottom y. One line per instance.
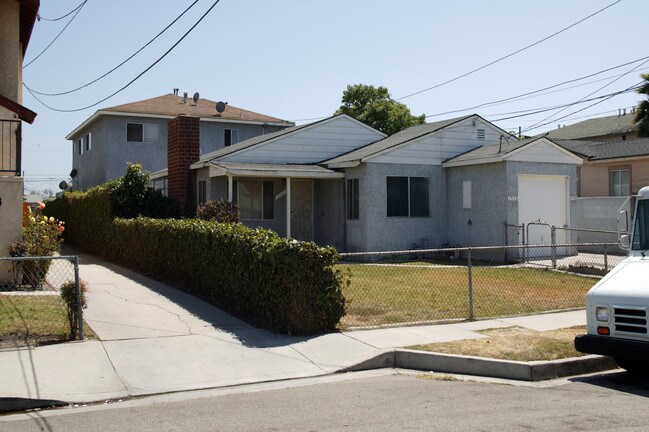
446, 162, 508, 247
346, 163, 447, 252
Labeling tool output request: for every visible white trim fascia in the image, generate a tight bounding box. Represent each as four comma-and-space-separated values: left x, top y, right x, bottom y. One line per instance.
325, 161, 361, 169
199, 117, 294, 127
149, 169, 168, 180
442, 155, 504, 168
206, 163, 344, 179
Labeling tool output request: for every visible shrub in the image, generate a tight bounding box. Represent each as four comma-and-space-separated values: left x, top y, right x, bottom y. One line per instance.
196, 199, 240, 223
109, 163, 177, 219
60, 280, 88, 340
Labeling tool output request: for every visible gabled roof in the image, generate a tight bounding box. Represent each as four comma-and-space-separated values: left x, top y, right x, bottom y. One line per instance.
325, 114, 511, 166
66, 94, 293, 139
192, 114, 384, 167
542, 113, 637, 140
554, 138, 649, 161
442, 136, 582, 167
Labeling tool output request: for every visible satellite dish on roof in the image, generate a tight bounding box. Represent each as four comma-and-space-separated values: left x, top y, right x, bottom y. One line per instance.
215, 101, 227, 115
193, 92, 200, 104
70, 169, 78, 178
59, 181, 69, 191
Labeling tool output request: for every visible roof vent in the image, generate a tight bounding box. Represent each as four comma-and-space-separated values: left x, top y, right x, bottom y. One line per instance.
183, 92, 188, 104
173, 88, 179, 96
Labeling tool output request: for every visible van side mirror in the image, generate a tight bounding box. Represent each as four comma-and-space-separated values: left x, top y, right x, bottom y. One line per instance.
620, 234, 630, 249
618, 210, 629, 233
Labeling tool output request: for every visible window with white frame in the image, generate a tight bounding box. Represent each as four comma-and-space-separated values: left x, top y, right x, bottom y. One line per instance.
233, 180, 274, 220
84, 133, 91, 151
224, 129, 239, 147
386, 176, 430, 217
347, 178, 359, 220
610, 168, 630, 196
127, 123, 159, 142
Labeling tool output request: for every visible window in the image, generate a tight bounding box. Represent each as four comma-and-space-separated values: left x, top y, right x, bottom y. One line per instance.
347, 179, 359, 220
77, 139, 83, 155
85, 133, 91, 151
198, 180, 207, 205
610, 168, 630, 196
127, 123, 159, 142
235, 180, 274, 220
153, 178, 168, 197
387, 176, 429, 217
225, 129, 239, 147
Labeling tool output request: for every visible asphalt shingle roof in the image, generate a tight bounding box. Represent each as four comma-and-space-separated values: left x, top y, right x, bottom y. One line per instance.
542, 113, 637, 140
554, 137, 649, 160
444, 137, 543, 163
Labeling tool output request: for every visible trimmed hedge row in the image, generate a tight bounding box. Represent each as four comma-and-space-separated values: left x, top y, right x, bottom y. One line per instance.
45, 189, 346, 335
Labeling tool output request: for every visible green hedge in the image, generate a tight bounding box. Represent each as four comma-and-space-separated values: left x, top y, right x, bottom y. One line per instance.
45, 190, 346, 335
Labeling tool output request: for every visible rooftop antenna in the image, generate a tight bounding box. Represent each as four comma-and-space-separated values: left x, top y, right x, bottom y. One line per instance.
215, 101, 227, 116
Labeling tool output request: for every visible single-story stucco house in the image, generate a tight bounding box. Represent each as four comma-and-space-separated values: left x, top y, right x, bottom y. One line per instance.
152, 112, 583, 253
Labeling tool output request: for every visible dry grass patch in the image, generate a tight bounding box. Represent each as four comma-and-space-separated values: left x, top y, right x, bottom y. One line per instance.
339, 262, 595, 328
407, 326, 587, 362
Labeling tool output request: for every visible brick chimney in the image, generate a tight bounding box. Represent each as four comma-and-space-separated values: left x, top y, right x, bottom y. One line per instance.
167, 115, 200, 217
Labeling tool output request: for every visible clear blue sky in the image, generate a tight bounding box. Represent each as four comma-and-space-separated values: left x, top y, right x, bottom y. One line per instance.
21, 0, 648, 193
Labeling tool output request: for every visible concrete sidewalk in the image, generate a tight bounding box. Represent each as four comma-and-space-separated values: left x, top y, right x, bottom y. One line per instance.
0, 250, 588, 407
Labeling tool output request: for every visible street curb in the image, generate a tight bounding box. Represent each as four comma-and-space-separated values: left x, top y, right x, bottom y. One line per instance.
340, 349, 618, 381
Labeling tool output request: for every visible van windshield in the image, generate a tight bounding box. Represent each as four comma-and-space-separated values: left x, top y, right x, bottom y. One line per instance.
632, 199, 649, 250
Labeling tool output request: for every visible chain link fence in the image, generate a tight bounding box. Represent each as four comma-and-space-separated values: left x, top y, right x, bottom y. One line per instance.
0, 255, 84, 348
339, 242, 622, 330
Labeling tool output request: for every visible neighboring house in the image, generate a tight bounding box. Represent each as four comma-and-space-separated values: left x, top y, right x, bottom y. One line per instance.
65, 92, 294, 190
156, 112, 582, 252
544, 111, 638, 142
0, 0, 38, 277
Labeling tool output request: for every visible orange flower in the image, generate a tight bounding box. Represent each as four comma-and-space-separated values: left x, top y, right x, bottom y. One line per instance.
38, 202, 45, 210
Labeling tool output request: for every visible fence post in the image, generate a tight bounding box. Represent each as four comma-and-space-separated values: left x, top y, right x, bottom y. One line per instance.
467, 247, 474, 321
551, 225, 557, 269
73, 255, 84, 340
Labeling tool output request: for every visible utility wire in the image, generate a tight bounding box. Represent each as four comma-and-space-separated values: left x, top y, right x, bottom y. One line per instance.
488, 84, 641, 123
395, 0, 623, 101
37, 1, 87, 22
23, 1, 87, 68
27, 0, 200, 97
425, 55, 649, 118
523, 58, 649, 131
518, 81, 644, 132
25, 0, 222, 113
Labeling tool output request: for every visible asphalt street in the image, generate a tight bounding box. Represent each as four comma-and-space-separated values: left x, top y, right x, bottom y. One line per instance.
2, 369, 648, 432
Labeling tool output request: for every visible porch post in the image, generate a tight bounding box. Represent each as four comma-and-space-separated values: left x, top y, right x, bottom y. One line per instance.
286, 177, 291, 238
227, 175, 233, 202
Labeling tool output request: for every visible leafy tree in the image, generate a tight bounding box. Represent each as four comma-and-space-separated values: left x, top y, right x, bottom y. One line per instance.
634, 73, 649, 137
335, 84, 426, 135
110, 163, 177, 219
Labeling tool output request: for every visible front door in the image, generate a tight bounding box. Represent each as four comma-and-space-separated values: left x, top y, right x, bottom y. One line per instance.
290, 180, 313, 241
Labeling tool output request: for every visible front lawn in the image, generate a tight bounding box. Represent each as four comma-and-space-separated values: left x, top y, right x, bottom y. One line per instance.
339, 263, 596, 329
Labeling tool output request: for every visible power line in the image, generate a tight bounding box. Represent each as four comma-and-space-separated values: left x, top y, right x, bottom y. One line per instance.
23, 1, 87, 68
395, 0, 623, 101
487, 84, 640, 123
27, 0, 200, 97
518, 81, 643, 132
523, 58, 649, 131
37, 1, 87, 22
25, 0, 222, 113
424, 55, 649, 118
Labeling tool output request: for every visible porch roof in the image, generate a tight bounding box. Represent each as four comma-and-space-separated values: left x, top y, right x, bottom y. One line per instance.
203, 162, 344, 179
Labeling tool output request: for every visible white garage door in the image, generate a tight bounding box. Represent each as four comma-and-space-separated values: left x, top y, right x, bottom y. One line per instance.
518, 175, 569, 248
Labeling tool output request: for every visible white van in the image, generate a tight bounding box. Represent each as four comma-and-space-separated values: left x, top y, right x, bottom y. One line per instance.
574, 186, 649, 373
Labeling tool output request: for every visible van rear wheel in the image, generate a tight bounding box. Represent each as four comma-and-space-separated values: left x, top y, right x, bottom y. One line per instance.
614, 358, 649, 375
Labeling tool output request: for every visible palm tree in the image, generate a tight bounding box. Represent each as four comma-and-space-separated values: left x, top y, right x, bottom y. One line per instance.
634, 73, 649, 137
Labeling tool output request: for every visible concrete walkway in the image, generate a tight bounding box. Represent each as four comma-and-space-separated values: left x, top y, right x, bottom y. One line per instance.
0, 251, 587, 406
